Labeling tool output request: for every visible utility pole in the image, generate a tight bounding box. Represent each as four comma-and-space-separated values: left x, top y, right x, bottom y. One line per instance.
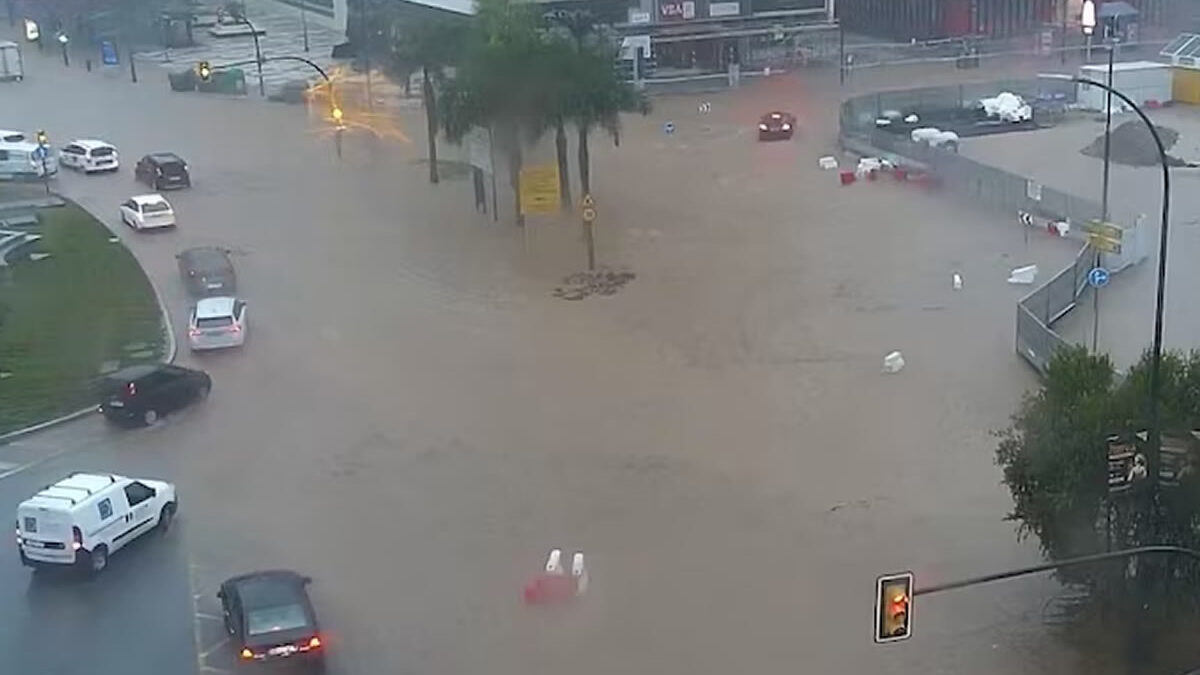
581, 194, 597, 271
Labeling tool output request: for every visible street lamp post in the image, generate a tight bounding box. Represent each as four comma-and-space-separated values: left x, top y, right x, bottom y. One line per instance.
300, 1, 309, 53
237, 15, 266, 96
1082, 0, 1118, 354
1040, 72, 1172, 538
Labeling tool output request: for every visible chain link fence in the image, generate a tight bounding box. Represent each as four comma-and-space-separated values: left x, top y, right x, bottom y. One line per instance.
839, 81, 1110, 376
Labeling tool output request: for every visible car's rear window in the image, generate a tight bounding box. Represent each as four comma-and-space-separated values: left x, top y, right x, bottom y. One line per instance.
197, 316, 233, 329
158, 161, 186, 174
90, 147, 115, 157
142, 201, 171, 213
246, 604, 309, 636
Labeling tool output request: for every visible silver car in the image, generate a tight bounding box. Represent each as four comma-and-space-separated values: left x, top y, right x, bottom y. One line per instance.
187, 296, 247, 351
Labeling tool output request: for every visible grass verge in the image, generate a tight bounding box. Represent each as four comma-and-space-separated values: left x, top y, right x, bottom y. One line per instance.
0, 201, 165, 435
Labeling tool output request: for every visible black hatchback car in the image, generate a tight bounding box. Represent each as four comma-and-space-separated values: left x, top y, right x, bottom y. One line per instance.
177, 246, 237, 297
135, 152, 191, 190
219, 570, 325, 672
99, 363, 211, 427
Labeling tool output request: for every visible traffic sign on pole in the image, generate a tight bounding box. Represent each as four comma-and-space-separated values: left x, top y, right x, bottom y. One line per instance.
1088, 266, 1110, 288
581, 193, 596, 223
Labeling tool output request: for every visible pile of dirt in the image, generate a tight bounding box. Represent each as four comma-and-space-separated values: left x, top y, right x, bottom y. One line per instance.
553, 269, 635, 300
1080, 120, 1187, 167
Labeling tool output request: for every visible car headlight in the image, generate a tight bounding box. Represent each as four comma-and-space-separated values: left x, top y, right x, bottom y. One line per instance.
781, 123, 791, 131
758, 123, 768, 131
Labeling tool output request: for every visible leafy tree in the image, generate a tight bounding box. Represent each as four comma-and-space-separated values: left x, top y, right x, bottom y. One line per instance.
390, 18, 467, 184
996, 345, 1200, 588
565, 45, 648, 198
439, 0, 545, 225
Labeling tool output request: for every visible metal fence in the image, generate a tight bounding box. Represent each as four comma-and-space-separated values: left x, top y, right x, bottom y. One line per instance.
838, 81, 1107, 376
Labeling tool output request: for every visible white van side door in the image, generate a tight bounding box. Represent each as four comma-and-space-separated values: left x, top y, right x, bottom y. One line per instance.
90, 492, 127, 551
104, 488, 137, 552
121, 481, 159, 542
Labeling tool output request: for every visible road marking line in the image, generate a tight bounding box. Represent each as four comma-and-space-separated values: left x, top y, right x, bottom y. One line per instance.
0, 461, 18, 473
199, 637, 229, 659
200, 667, 232, 674
0, 442, 84, 480
195, 612, 224, 622
189, 553, 208, 674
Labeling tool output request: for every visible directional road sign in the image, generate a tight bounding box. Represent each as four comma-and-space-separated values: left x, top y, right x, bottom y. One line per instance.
1088, 266, 1110, 288
100, 40, 118, 66
581, 194, 596, 223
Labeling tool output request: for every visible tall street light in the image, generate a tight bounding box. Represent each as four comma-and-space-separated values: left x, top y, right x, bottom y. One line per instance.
1039, 72, 1172, 534
234, 14, 266, 96
1082, 0, 1117, 354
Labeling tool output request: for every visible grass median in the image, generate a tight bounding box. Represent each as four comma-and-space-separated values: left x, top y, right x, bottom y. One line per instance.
0, 200, 166, 435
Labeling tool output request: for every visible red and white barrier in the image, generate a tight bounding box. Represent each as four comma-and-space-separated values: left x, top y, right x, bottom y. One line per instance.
523, 549, 588, 605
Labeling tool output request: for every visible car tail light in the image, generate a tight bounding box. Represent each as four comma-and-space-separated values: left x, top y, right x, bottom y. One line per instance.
308, 636, 321, 649
71, 526, 82, 551
229, 323, 241, 333
240, 648, 254, 660
782, 123, 792, 131
188, 328, 202, 337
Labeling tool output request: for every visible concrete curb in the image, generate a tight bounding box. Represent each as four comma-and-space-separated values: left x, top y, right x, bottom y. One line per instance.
0, 196, 177, 446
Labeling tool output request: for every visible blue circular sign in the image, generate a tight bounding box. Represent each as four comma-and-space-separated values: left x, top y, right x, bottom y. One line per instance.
1088, 267, 1110, 288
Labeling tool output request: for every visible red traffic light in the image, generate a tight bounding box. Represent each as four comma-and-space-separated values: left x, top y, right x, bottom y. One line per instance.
874, 572, 914, 643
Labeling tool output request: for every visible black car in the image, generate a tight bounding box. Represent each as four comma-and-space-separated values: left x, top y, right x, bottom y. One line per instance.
219, 570, 325, 672
757, 111, 797, 141
177, 246, 237, 297
99, 363, 211, 427
135, 152, 191, 190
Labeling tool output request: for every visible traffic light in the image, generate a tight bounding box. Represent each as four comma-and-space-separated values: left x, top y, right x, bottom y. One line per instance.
196, 61, 212, 82
874, 572, 913, 643
35, 130, 48, 146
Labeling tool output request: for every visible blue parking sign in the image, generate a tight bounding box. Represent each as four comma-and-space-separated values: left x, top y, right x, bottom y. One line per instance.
100, 40, 118, 66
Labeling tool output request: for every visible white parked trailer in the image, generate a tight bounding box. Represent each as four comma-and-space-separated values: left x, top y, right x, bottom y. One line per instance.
1077, 61, 1172, 112
0, 40, 23, 82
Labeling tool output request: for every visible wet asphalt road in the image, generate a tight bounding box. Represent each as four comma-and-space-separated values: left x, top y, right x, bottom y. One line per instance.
1, 24, 1112, 675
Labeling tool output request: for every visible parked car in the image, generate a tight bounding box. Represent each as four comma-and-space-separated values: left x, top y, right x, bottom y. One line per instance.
757, 111, 797, 141
188, 296, 248, 351
120, 194, 176, 230
60, 139, 119, 172
219, 570, 325, 671
16, 472, 177, 575
99, 363, 211, 427
177, 246, 236, 296
135, 152, 190, 190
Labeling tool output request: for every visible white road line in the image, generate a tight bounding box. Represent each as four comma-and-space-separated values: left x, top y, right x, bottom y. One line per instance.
0, 444, 88, 481
199, 637, 229, 659
189, 559, 208, 673
195, 612, 224, 622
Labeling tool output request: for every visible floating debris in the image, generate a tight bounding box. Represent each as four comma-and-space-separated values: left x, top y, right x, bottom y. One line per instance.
553, 269, 635, 301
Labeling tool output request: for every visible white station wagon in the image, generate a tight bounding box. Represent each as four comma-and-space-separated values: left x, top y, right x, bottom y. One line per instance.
120, 193, 176, 230
60, 139, 119, 173
17, 472, 178, 575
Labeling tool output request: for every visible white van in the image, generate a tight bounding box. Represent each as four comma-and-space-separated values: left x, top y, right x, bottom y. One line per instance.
17, 472, 178, 575
0, 41, 23, 82
0, 140, 58, 178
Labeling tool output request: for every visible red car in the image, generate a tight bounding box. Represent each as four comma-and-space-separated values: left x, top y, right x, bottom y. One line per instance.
758, 111, 796, 141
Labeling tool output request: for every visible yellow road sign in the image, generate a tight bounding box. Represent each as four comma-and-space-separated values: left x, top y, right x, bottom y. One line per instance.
1088, 233, 1122, 254
1083, 220, 1123, 241
519, 164, 561, 215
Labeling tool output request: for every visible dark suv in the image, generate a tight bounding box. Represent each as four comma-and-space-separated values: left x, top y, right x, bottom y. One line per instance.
135, 152, 191, 190
99, 364, 211, 427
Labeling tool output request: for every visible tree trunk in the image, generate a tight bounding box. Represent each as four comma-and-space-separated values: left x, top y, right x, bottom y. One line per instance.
508, 141, 524, 227
577, 123, 591, 197
423, 65, 439, 184
555, 119, 571, 209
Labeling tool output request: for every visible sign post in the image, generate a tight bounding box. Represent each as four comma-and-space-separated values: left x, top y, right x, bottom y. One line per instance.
581, 194, 597, 271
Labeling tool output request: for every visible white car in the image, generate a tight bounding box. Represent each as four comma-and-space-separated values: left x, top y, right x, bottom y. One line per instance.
60, 139, 119, 173
17, 472, 178, 575
188, 296, 247, 350
120, 194, 175, 230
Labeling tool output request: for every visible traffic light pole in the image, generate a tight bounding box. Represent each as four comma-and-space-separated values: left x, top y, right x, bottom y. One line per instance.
913, 546, 1200, 597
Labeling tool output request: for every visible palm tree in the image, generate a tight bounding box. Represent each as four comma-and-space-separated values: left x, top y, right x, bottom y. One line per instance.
391, 17, 466, 184
569, 46, 649, 197
440, 0, 544, 225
